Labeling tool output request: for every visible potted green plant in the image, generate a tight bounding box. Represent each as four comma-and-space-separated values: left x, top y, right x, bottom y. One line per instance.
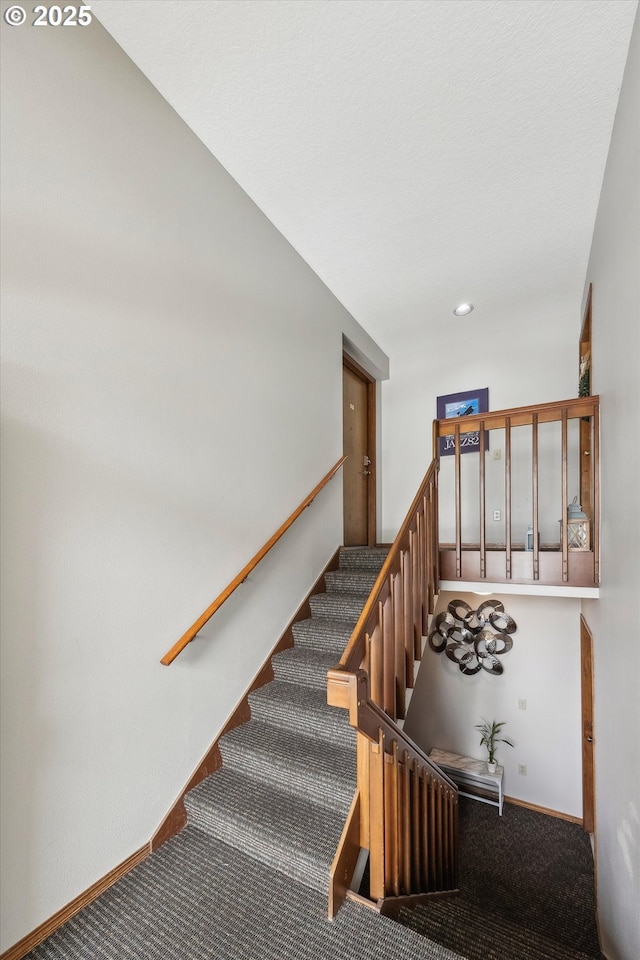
475, 718, 514, 773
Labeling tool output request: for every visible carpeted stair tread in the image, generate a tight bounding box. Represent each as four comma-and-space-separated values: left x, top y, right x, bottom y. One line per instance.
398, 894, 600, 960
309, 591, 370, 623
26, 827, 466, 960
272, 644, 340, 689
219, 719, 355, 813
291, 616, 355, 655
183, 767, 345, 893
325, 568, 380, 595
249, 680, 355, 747
339, 546, 389, 571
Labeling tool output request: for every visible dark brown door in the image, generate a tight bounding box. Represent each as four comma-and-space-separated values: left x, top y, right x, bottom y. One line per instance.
343, 360, 374, 545
581, 615, 595, 833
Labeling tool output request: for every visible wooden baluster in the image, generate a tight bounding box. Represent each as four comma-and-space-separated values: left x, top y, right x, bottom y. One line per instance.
357, 732, 370, 851
420, 771, 429, 890
421, 502, 430, 636
428, 776, 436, 890
401, 551, 415, 688
369, 732, 385, 900
400, 750, 411, 895
432, 470, 441, 586
479, 421, 486, 579
454, 422, 462, 577
424, 492, 433, 614
505, 417, 512, 579
436, 783, 443, 890
410, 528, 421, 660
593, 404, 600, 585
441, 784, 449, 888
393, 573, 405, 721
452, 790, 458, 887
382, 592, 395, 719
411, 761, 420, 891
451, 791, 458, 888
363, 631, 371, 679
384, 744, 400, 897
532, 413, 539, 580
370, 612, 383, 708
427, 474, 434, 596
446, 790, 453, 889
442, 789, 449, 888
561, 408, 568, 582
416, 510, 427, 637
430, 481, 438, 606
416, 511, 423, 626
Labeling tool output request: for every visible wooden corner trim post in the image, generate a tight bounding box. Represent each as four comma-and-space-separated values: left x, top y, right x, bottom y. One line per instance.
328, 790, 361, 920
327, 667, 360, 726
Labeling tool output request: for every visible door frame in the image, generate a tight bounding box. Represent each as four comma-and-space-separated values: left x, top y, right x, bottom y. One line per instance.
580, 614, 596, 834
579, 285, 593, 515
343, 352, 377, 546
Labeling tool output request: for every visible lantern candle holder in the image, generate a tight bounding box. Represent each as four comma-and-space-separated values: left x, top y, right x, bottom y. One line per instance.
566, 518, 591, 550
560, 496, 591, 551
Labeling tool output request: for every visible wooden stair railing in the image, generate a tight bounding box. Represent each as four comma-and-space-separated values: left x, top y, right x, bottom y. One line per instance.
434, 396, 600, 587
327, 669, 458, 917
161, 456, 347, 665
327, 447, 459, 915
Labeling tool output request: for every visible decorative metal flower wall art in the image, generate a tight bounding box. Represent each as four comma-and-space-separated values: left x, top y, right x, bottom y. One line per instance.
428, 599, 517, 676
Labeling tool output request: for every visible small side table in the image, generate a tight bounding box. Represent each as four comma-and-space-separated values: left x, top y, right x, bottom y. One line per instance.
429, 748, 504, 815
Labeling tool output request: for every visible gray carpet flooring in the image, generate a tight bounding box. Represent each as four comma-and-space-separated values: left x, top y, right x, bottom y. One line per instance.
395, 797, 603, 960
27, 830, 464, 960
23, 548, 601, 959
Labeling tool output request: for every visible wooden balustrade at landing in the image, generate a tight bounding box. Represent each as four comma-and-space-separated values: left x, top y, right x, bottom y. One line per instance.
326, 395, 600, 919
435, 396, 600, 588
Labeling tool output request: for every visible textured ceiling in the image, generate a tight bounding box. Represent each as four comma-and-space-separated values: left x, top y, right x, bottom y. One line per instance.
93, 0, 637, 354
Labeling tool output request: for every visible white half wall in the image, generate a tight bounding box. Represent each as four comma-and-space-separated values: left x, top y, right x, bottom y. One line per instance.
580, 11, 640, 960
404, 592, 583, 818
0, 11, 387, 951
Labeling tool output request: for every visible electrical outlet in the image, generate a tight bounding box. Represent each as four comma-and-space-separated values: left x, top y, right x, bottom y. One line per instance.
518, 764, 527, 776
518, 698, 527, 710
493, 510, 501, 521
492, 448, 501, 460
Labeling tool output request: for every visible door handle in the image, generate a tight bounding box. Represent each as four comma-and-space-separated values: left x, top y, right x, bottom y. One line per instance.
586, 736, 594, 743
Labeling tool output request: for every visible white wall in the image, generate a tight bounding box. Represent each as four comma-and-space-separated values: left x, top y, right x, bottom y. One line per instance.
380, 302, 580, 543
580, 12, 640, 960
0, 12, 387, 952
404, 591, 583, 817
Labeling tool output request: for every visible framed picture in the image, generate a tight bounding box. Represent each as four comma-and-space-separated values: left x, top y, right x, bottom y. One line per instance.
437, 388, 489, 456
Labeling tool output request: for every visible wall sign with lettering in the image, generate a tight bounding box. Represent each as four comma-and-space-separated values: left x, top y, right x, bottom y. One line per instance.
437, 388, 489, 456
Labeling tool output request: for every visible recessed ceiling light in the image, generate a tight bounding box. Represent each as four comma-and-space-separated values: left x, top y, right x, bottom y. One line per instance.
453, 303, 474, 316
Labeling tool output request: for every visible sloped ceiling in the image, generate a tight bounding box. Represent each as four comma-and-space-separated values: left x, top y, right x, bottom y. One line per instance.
93, 0, 637, 354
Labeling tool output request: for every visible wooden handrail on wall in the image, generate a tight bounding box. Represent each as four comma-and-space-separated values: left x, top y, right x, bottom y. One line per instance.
434, 396, 600, 587
161, 456, 347, 665
327, 445, 459, 914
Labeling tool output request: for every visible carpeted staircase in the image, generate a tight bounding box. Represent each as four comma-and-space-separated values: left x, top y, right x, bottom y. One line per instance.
182, 546, 388, 897
29, 546, 465, 960
25, 546, 602, 960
